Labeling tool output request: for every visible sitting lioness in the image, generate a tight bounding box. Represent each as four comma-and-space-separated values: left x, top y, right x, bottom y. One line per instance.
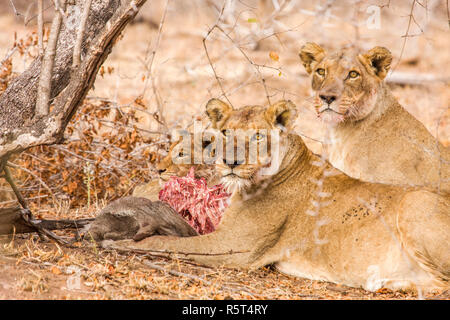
109, 99, 449, 292
299, 43, 449, 194
132, 135, 219, 200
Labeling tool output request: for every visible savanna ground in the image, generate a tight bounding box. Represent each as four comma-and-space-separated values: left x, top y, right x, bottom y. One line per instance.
0, 0, 449, 299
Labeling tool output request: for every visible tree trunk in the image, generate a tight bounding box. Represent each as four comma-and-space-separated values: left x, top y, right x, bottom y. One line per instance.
0, 0, 147, 160
0, 207, 93, 235
0, 0, 147, 236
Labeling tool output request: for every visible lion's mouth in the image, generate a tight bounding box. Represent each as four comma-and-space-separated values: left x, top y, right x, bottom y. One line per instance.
223, 172, 240, 178
220, 173, 252, 193
159, 174, 171, 182
316, 105, 346, 116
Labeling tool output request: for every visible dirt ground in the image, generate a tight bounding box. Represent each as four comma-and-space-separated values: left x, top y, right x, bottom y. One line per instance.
1, 234, 449, 300
0, 0, 449, 300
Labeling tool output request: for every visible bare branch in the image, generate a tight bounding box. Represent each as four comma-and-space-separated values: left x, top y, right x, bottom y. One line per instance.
7, 161, 58, 208
72, 0, 93, 69
0, 207, 93, 236
392, 0, 417, 72
202, 2, 234, 107
37, 0, 44, 57
447, 0, 450, 29
52, 0, 70, 29
143, 260, 212, 284
141, 0, 170, 133
109, 245, 249, 257
0, 46, 17, 67
207, 24, 276, 106
202, 2, 284, 107
142, 0, 169, 96
35, 0, 67, 117
8, 0, 21, 17
2, 163, 29, 210
0, 0, 148, 164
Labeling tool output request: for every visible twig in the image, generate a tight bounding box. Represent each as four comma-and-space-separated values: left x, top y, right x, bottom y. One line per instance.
210, 24, 276, 106
392, 0, 417, 72
22, 3, 55, 25
0, 206, 94, 236
142, 0, 169, 92
143, 260, 212, 284
142, 259, 256, 297
52, 0, 69, 29
2, 163, 29, 210
0, 47, 18, 69
109, 245, 249, 257
35, 0, 67, 117
141, 0, 170, 133
447, 0, 450, 29
7, 161, 58, 208
18, 208, 71, 245
37, 0, 44, 56
72, 0, 92, 69
202, 1, 234, 107
1, 163, 71, 245
202, 2, 281, 107
8, 0, 21, 17
0, 195, 47, 207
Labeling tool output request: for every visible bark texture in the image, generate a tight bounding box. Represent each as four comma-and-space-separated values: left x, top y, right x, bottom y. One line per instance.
0, 0, 147, 160
0, 206, 93, 235
0, 0, 147, 236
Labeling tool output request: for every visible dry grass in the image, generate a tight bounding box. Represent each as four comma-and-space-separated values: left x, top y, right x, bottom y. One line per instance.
1, 231, 449, 300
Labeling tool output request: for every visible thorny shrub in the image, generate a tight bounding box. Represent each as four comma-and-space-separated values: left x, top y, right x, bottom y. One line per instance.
0, 31, 169, 209
6, 98, 168, 208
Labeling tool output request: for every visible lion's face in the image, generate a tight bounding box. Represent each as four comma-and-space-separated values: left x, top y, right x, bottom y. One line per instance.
299, 43, 392, 124
205, 99, 296, 193
156, 137, 215, 183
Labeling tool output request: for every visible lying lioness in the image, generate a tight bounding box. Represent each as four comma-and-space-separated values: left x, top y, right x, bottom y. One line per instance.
108, 99, 449, 293
299, 43, 449, 194
132, 135, 219, 200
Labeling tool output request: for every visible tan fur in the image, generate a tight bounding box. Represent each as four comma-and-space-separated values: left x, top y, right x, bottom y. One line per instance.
109, 101, 449, 292
299, 43, 450, 193
132, 179, 161, 202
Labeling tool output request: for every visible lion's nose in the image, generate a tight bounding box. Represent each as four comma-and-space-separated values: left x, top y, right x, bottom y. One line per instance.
223, 158, 240, 169
158, 168, 166, 174
319, 95, 337, 105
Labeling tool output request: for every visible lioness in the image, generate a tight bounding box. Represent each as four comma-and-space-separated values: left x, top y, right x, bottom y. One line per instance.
132, 135, 219, 200
109, 99, 449, 292
299, 43, 449, 194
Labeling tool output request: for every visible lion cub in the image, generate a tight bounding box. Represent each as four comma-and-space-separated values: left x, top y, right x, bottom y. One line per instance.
299, 43, 449, 194
132, 135, 219, 200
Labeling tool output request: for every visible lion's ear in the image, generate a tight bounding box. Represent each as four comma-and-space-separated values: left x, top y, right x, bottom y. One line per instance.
265, 100, 297, 131
360, 46, 392, 80
299, 42, 326, 74
205, 99, 232, 128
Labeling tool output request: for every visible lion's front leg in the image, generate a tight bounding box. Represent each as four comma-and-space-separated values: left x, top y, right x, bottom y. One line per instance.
104, 195, 288, 269
105, 231, 257, 268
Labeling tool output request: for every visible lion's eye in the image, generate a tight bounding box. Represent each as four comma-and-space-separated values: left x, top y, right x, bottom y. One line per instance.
316, 68, 325, 76
221, 130, 228, 136
252, 133, 265, 141
178, 151, 184, 157
348, 70, 359, 78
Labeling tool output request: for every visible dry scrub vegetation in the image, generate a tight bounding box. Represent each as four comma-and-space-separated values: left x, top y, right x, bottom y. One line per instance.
0, 0, 449, 299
